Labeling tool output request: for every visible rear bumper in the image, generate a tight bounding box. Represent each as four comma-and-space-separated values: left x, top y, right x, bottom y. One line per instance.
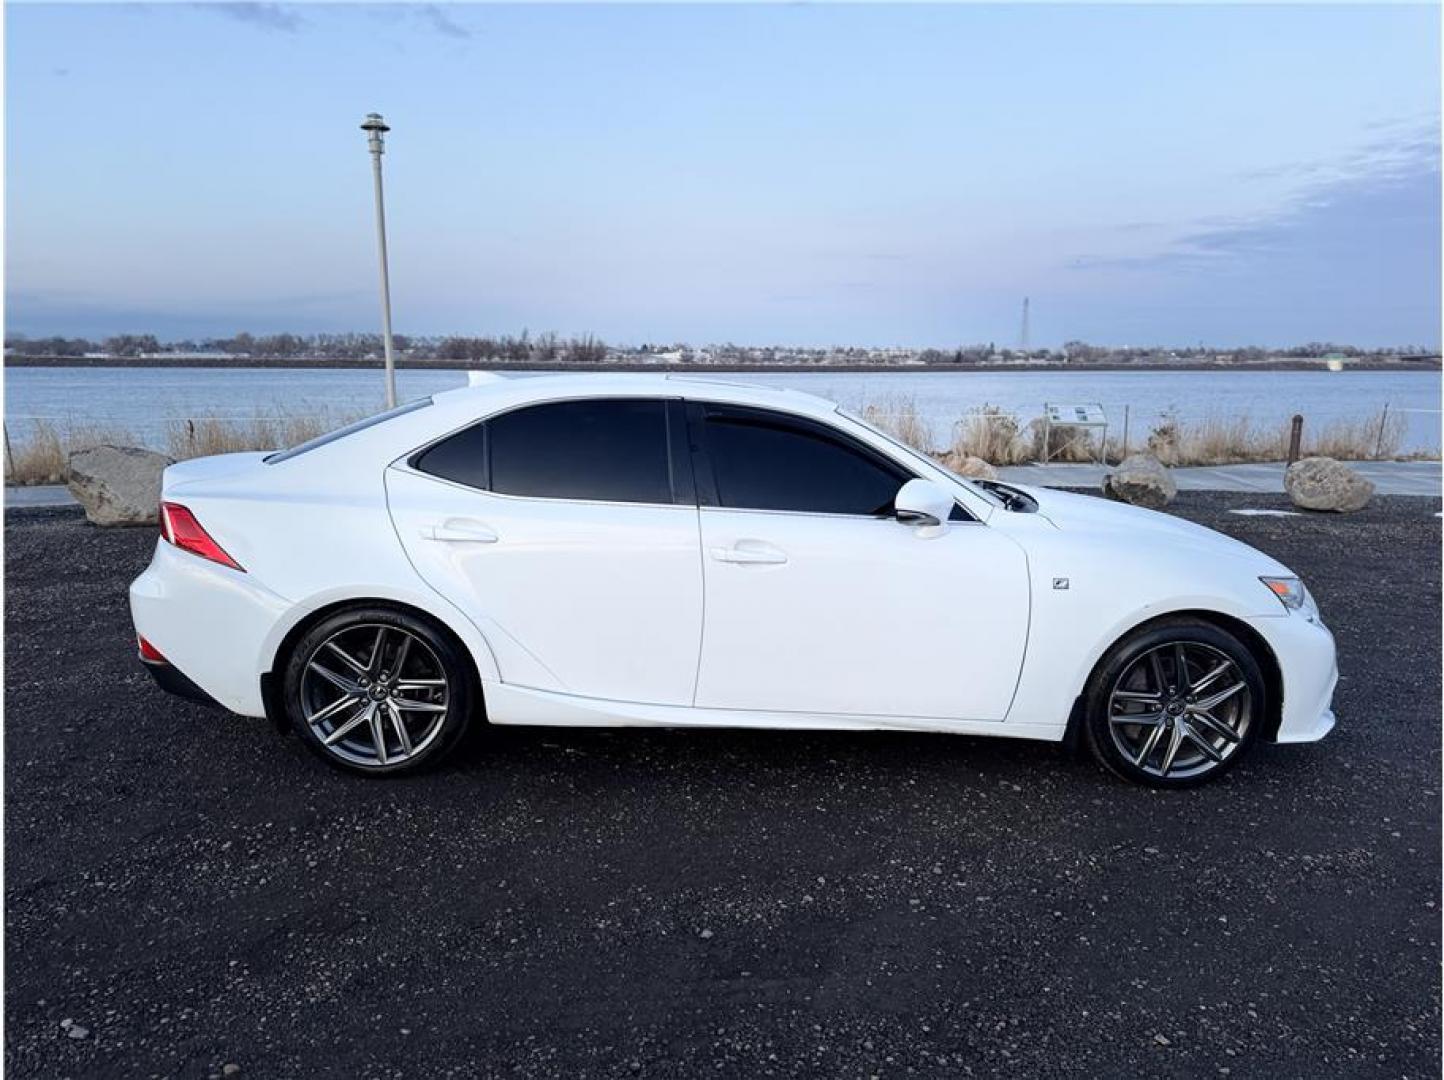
130, 540, 292, 717
141, 657, 222, 708
1244, 611, 1338, 744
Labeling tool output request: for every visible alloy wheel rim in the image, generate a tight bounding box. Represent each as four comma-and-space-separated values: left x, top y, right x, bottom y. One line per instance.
300, 624, 450, 768
1107, 641, 1251, 780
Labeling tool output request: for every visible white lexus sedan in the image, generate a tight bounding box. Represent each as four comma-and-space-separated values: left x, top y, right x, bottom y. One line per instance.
130, 374, 1337, 787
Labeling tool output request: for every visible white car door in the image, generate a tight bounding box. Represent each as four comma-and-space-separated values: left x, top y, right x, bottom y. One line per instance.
689, 403, 1030, 721
386, 397, 703, 706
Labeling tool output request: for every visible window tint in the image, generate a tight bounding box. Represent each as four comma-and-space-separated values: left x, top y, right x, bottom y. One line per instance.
413, 419, 488, 489
417, 399, 674, 505
702, 408, 908, 515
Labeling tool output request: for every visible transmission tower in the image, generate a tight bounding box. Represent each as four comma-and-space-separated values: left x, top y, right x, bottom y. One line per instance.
1019, 297, 1031, 353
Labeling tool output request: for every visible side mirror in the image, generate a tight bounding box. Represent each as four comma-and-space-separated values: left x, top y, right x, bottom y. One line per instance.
893, 478, 955, 530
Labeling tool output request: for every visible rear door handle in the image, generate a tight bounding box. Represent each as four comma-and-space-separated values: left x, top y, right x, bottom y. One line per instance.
710, 543, 787, 565
424, 520, 498, 543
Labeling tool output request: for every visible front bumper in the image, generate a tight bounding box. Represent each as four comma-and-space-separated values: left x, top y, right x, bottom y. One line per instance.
1245, 610, 1338, 743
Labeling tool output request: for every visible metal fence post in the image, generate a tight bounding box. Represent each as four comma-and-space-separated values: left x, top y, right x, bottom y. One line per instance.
2, 422, 12, 482
1374, 403, 1390, 459
1120, 404, 1130, 462
1286, 414, 1304, 466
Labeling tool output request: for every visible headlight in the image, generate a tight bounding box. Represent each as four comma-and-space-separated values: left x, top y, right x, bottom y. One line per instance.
1260, 576, 1309, 612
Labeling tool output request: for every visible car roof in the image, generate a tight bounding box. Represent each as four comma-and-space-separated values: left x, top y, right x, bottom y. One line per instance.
427, 372, 840, 422
261, 371, 871, 485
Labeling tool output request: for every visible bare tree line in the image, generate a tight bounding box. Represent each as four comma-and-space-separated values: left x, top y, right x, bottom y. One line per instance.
3, 330, 1435, 365
2, 330, 612, 363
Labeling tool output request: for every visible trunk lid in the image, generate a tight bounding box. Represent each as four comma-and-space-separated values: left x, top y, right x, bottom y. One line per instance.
162, 451, 271, 496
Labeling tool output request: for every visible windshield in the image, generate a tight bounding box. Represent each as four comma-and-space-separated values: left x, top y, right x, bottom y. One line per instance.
265, 397, 433, 464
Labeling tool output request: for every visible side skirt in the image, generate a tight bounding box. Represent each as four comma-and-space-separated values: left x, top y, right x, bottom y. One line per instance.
482, 682, 1067, 742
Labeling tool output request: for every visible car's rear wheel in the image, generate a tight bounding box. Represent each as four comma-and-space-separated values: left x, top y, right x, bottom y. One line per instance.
1082, 618, 1264, 788
283, 607, 474, 776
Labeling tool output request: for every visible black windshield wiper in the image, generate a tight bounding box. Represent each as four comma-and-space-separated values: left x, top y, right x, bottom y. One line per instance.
975, 480, 1037, 513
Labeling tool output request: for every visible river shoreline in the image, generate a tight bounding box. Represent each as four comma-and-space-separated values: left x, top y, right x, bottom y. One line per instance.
5, 355, 1440, 373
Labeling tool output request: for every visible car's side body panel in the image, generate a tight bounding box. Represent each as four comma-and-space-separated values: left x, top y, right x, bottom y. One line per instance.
132, 443, 505, 716
985, 490, 1336, 740
480, 680, 1064, 743
693, 509, 1031, 719
385, 465, 705, 705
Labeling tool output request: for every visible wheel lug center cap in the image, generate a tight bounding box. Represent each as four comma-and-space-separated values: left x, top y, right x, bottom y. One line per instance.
1167, 700, 1185, 715
368, 684, 388, 701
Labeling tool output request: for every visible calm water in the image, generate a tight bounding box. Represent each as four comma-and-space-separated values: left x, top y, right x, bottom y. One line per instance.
4, 365, 1440, 453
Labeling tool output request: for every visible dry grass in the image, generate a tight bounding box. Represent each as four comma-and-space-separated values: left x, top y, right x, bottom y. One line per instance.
946, 405, 1031, 466
930, 404, 1421, 469
162, 410, 362, 460
944, 407, 1102, 466
0, 402, 1430, 486
4, 419, 140, 485
4, 410, 365, 485
1142, 412, 1277, 466
1141, 408, 1407, 466
1033, 423, 1101, 464
1304, 409, 1407, 461
860, 396, 935, 452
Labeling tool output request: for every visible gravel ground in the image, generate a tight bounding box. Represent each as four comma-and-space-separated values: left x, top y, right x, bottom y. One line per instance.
5, 493, 1440, 1079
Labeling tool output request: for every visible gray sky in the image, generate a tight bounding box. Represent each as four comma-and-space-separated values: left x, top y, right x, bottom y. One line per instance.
5, 2, 1440, 347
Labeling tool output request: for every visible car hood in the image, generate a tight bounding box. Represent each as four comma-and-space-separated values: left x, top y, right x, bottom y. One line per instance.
1003, 483, 1293, 575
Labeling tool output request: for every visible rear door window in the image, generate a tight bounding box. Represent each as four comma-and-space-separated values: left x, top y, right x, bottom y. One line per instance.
415, 398, 676, 505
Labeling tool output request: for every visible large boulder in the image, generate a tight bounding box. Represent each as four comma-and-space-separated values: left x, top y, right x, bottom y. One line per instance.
65, 445, 173, 526
1285, 456, 1374, 513
1102, 453, 1177, 509
951, 454, 999, 481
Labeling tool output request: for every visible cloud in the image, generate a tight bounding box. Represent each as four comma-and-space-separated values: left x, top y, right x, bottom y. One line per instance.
1239, 120, 1439, 185
209, 3, 304, 34
1074, 123, 1441, 276
416, 4, 471, 40
1062, 124, 1441, 345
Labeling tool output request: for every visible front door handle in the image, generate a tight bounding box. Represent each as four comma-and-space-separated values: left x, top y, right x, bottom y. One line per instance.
424, 519, 498, 543
710, 543, 787, 565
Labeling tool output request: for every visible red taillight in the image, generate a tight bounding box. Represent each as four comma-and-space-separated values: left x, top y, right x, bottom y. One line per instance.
159, 502, 244, 571
137, 635, 167, 663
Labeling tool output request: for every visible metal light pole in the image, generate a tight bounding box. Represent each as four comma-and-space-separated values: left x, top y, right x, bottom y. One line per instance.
361, 112, 397, 408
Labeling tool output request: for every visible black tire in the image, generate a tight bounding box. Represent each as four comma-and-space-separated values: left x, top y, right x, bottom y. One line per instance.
1081, 617, 1265, 789
283, 605, 476, 776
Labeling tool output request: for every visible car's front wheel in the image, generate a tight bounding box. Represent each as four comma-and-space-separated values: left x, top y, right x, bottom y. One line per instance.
283, 606, 475, 776
1082, 618, 1265, 788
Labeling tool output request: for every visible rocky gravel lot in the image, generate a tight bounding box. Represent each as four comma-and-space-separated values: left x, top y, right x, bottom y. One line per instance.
5, 493, 1440, 1079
